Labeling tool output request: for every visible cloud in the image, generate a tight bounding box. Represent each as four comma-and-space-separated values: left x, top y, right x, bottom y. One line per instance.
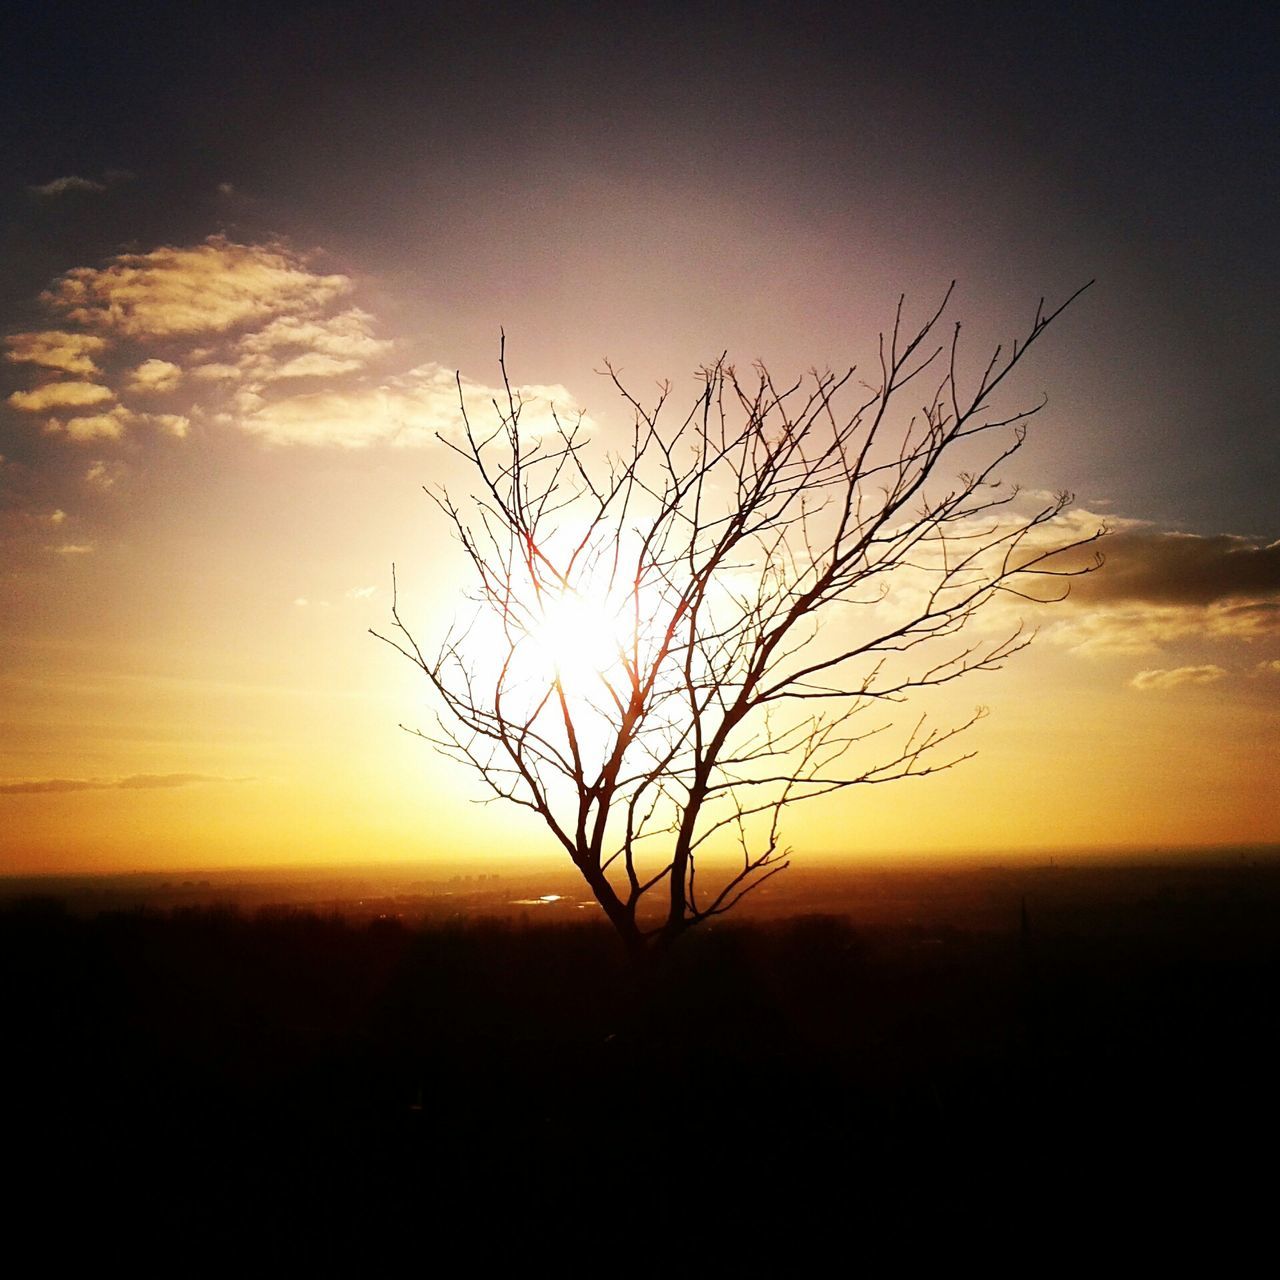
139, 412, 189, 438
1025, 510, 1280, 655
236, 308, 392, 380
239, 362, 584, 448
5, 331, 108, 375
1045, 599, 1280, 656
1073, 528, 1280, 608
48, 407, 187, 442
0, 772, 242, 795
127, 358, 183, 393
2, 239, 387, 451
4, 236, 579, 463
8, 381, 114, 412
41, 236, 352, 338
85, 460, 127, 490
346, 585, 377, 599
0, 480, 77, 540
228, 308, 392, 388
28, 175, 106, 197
1130, 665, 1228, 691
190, 362, 241, 382
1253, 659, 1280, 677
256, 351, 367, 380
53, 543, 93, 554
54, 405, 134, 441
114, 772, 240, 790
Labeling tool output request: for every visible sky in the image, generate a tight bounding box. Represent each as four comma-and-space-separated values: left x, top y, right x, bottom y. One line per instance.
1, 1, 1276, 875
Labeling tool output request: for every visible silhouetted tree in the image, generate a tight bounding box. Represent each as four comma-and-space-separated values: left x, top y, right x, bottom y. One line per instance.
375, 285, 1100, 957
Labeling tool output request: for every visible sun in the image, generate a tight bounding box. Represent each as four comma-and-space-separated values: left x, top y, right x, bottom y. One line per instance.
530, 590, 628, 683
456, 574, 646, 718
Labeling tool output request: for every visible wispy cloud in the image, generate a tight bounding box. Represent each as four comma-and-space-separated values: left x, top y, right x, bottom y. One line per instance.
238, 362, 584, 448
138, 412, 189, 438
1046, 599, 1280, 656
41, 236, 351, 338
1130, 665, 1228, 691
28, 175, 106, 197
85, 459, 127, 490
189, 362, 241, 382
236, 308, 392, 382
0, 772, 246, 795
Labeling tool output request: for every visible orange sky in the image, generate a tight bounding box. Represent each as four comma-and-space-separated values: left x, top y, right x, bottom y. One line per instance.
1, 8, 1276, 875
0, 243, 1274, 873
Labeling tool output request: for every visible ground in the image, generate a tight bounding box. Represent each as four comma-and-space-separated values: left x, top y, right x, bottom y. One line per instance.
4, 859, 1277, 1261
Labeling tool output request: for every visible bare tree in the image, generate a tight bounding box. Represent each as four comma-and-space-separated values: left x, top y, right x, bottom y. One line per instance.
374, 284, 1101, 958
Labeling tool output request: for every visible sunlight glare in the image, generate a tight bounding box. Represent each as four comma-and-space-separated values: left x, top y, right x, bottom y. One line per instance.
531, 591, 626, 678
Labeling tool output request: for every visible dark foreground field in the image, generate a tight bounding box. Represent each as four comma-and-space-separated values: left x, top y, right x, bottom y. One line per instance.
5, 860, 1278, 1260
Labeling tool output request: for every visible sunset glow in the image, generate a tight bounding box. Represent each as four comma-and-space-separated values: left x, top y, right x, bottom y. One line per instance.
1, 6, 1274, 879
532, 592, 628, 680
